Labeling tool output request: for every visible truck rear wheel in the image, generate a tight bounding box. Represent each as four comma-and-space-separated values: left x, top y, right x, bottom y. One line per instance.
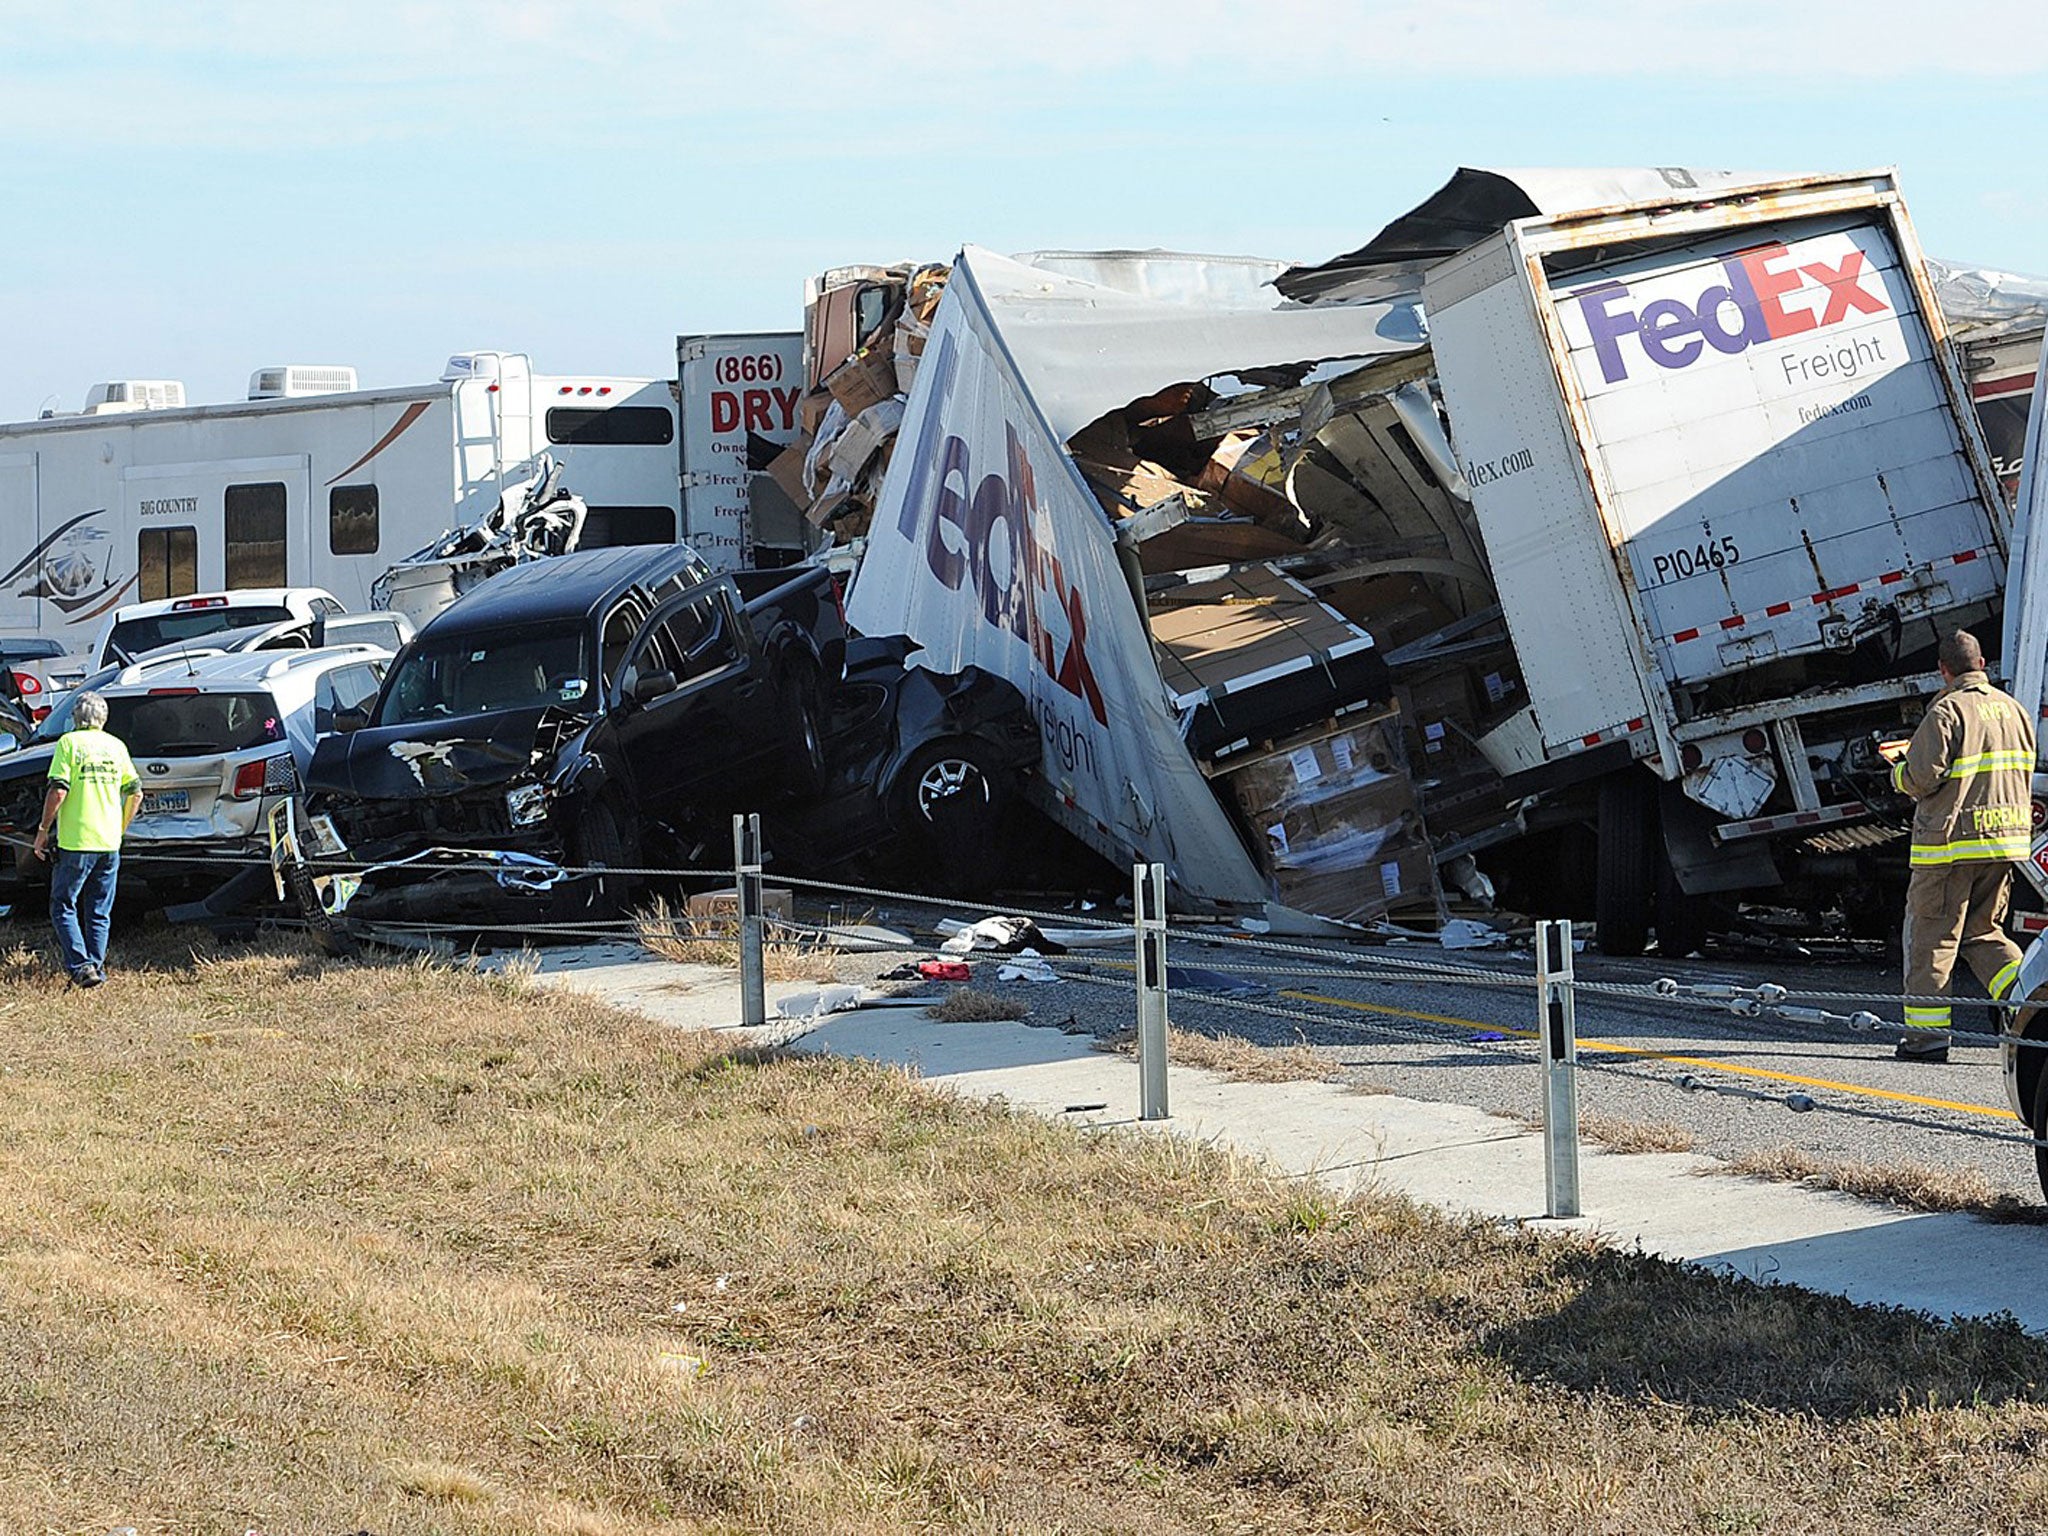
2031, 1067, 2048, 1205
1656, 856, 1710, 959
1596, 771, 1656, 956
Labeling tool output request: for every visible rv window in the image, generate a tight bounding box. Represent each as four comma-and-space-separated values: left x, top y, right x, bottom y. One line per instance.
137, 526, 199, 603
581, 505, 676, 547
329, 485, 379, 556
224, 482, 288, 588
545, 406, 674, 447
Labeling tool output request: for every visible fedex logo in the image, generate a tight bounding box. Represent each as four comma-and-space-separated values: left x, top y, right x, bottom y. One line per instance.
1576, 242, 1890, 385
892, 331, 1108, 727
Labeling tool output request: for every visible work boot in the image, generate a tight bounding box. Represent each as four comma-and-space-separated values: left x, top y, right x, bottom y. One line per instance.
1895, 1030, 1951, 1063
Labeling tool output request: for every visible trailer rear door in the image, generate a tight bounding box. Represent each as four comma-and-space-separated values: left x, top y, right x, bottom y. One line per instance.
1541, 210, 2005, 688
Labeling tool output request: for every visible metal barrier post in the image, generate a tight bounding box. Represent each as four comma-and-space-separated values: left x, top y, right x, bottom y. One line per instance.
734, 813, 766, 1030
1135, 862, 1170, 1121
1536, 918, 1581, 1218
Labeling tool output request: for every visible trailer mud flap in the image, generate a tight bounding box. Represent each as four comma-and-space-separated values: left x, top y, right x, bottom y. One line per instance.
1661, 780, 1778, 896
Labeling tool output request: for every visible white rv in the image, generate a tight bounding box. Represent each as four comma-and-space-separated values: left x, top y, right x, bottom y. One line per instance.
0, 353, 682, 653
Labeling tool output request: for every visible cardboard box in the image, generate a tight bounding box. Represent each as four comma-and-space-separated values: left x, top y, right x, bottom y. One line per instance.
828, 397, 905, 483
824, 344, 899, 416
893, 319, 927, 394
799, 387, 835, 438
685, 886, 795, 924
1397, 670, 1480, 762
1221, 708, 1443, 923
766, 441, 814, 510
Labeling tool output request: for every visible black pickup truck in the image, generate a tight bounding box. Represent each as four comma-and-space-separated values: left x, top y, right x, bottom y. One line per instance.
303, 544, 846, 917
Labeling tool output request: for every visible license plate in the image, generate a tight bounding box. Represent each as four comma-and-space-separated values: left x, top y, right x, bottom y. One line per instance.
140, 790, 190, 816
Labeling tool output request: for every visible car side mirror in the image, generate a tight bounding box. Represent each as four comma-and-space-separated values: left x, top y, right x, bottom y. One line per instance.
332, 705, 372, 734
629, 669, 677, 704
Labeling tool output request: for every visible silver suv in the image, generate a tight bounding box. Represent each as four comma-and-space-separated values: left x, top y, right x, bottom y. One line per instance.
101, 646, 391, 886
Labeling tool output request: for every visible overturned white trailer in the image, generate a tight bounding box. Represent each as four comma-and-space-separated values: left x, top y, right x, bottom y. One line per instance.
845, 248, 1426, 910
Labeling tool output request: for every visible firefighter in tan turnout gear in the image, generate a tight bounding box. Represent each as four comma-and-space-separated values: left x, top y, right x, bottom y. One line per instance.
1878, 630, 2036, 1063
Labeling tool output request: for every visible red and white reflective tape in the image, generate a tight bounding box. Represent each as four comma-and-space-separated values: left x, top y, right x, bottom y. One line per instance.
1973, 372, 2036, 402
1554, 717, 1649, 756
2011, 911, 2048, 937
1716, 801, 1872, 843
1664, 548, 1992, 647
1059, 792, 1120, 845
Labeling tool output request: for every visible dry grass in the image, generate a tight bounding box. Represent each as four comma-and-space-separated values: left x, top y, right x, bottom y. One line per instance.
633, 895, 841, 982
925, 987, 1032, 1023
1720, 1144, 2048, 1221
1572, 1112, 1698, 1155
1095, 1024, 1356, 1087
6, 927, 2048, 1532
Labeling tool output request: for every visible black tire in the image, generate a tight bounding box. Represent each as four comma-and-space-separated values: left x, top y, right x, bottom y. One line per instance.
1596, 771, 1656, 957
895, 739, 1007, 893
554, 796, 632, 925
2031, 1063, 2048, 1205
1655, 854, 1710, 959
783, 664, 830, 799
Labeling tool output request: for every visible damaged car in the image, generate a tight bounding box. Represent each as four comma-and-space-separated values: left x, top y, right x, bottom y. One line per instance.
766, 635, 1043, 894
302, 544, 847, 920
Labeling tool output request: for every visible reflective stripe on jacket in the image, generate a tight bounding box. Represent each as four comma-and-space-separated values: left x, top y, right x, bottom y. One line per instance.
1891, 671, 2037, 866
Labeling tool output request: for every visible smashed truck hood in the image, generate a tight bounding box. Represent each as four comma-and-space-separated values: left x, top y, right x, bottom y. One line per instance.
311, 708, 560, 800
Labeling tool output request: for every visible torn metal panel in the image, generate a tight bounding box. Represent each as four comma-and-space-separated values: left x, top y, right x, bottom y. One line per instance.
1926, 259, 2048, 342
956, 246, 1427, 445
1277, 166, 1796, 304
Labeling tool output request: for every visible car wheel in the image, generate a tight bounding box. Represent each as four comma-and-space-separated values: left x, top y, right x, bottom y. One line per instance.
896, 740, 1007, 892
556, 795, 632, 925
784, 664, 830, 799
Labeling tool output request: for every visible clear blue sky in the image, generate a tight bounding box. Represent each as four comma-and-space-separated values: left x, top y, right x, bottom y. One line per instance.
3, 1, 2044, 421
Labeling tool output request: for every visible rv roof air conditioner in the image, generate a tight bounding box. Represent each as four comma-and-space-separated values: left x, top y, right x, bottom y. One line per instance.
441, 352, 530, 385
82, 380, 186, 415
247, 365, 359, 400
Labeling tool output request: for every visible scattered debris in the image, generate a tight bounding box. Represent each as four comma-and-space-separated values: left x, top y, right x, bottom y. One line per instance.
1165, 964, 1270, 997
939, 915, 1070, 956
774, 984, 864, 1020
995, 954, 1059, 984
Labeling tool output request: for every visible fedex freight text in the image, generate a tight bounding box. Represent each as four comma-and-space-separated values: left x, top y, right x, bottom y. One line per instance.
1780, 336, 1885, 386
1577, 243, 1888, 385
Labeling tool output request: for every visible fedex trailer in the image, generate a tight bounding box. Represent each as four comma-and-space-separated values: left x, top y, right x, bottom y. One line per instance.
1419, 170, 2011, 950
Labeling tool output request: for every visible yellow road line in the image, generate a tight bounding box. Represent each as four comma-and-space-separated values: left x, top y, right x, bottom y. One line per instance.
1280, 989, 2012, 1121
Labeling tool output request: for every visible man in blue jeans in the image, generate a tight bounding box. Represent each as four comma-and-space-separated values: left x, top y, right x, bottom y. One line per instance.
32, 691, 140, 988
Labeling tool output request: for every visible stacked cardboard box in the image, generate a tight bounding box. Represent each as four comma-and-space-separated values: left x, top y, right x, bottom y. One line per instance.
766, 262, 951, 546
1220, 708, 1442, 924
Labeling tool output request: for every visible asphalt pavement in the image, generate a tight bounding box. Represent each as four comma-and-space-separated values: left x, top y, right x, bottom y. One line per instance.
1122, 931, 2043, 1206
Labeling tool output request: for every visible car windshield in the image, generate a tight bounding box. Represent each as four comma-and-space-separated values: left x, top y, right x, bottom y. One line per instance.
103, 690, 288, 757
107, 606, 294, 661
378, 628, 591, 725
